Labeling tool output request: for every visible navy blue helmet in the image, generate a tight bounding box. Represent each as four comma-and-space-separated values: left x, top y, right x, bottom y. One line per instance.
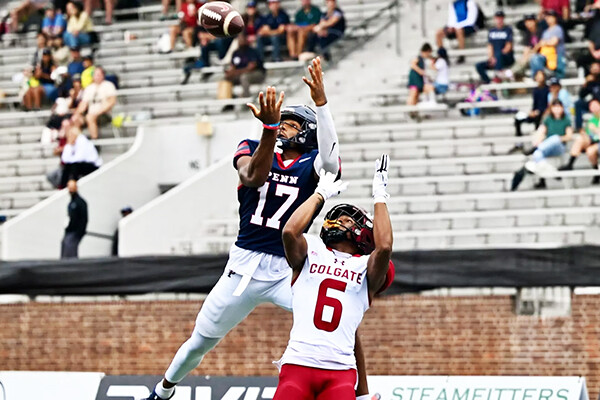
279, 105, 318, 153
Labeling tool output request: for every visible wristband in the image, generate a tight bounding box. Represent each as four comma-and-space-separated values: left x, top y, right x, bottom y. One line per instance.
263, 123, 280, 130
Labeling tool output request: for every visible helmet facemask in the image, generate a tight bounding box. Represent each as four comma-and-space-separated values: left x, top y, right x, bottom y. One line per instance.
320, 204, 375, 255
277, 105, 318, 153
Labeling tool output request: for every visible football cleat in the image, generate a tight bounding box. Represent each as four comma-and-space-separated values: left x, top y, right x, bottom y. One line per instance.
141, 389, 175, 400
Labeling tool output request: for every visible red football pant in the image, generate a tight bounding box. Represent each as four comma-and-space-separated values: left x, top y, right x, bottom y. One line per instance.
273, 364, 357, 400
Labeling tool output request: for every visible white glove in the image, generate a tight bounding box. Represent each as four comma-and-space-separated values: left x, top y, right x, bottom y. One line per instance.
315, 168, 348, 201
274, 138, 284, 154
373, 154, 390, 204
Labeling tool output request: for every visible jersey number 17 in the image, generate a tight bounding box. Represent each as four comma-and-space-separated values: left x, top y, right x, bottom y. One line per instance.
250, 182, 299, 230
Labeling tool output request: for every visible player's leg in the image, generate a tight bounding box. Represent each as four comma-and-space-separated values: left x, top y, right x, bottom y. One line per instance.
316, 369, 357, 400
273, 364, 315, 400
146, 272, 262, 399
354, 333, 369, 398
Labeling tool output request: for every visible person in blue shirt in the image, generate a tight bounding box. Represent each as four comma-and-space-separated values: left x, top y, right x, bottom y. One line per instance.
510, 70, 549, 154
224, 33, 266, 98
41, 5, 67, 37
307, 0, 345, 62
256, 0, 290, 62
475, 10, 514, 83
547, 76, 572, 112
67, 46, 85, 76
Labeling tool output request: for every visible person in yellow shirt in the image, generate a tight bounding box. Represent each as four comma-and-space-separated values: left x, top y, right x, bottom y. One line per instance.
64, 1, 94, 48
80, 55, 95, 89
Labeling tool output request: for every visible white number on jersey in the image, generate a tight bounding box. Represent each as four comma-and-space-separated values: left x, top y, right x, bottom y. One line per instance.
250, 182, 299, 230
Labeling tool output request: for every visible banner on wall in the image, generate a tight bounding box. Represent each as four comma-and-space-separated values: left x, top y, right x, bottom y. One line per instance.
367, 376, 589, 400
0, 371, 105, 400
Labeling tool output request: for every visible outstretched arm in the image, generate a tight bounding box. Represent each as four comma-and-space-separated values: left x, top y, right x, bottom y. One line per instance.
367, 155, 393, 297
282, 170, 348, 272
236, 87, 285, 187
303, 57, 340, 175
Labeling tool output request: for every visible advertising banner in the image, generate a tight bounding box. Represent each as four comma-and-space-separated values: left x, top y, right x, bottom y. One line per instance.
0, 371, 105, 400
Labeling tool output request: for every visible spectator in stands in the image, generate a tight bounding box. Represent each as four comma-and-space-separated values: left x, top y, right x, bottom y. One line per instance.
10, 0, 49, 33
44, 73, 82, 139
422, 47, 450, 103
287, 0, 321, 60
435, 0, 479, 64
60, 126, 102, 188
83, 0, 114, 25
23, 48, 57, 110
576, 10, 600, 75
529, 10, 565, 78
223, 33, 266, 99
31, 32, 49, 68
511, 99, 573, 190
406, 43, 433, 108
112, 206, 133, 256
307, 0, 345, 62
256, 0, 290, 62
42, 4, 67, 36
161, 0, 182, 20
547, 76, 571, 112
180, 32, 233, 84
80, 54, 95, 88
51, 35, 70, 66
67, 46, 85, 76
539, 0, 570, 22
169, 0, 201, 51
559, 98, 600, 183
61, 178, 88, 259
64, 1, 94, 48
74, 66, 116, 139
242, 1, 261, 44
475, 11, 514, 84
512, 14, 542, 79
575, 62, 600, 132
511, 70, 549, 153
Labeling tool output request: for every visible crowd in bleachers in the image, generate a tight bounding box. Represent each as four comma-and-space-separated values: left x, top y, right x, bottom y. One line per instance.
405, 0, 600, 190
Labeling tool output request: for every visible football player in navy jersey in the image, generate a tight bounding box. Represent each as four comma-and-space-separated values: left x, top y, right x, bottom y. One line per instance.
142, 57, 372, 400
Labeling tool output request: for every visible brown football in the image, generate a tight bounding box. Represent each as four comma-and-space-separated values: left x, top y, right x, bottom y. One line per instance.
199, 1, 244, 38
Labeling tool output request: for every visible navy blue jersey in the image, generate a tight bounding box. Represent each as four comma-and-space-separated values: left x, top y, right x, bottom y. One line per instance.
233, 139, 320, 257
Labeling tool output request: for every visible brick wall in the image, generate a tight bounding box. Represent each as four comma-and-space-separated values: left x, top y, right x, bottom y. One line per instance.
2, 295, 599, 398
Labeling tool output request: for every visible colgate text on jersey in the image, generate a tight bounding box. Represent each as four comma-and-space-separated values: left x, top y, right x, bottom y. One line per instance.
309, 263, 363, 284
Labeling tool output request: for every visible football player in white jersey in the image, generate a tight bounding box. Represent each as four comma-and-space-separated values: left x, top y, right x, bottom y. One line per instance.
276, 154, 393, 399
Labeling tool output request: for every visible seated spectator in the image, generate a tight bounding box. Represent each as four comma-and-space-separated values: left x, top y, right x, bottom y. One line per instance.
475, 11, 514, 84
256, 0, 290, 62
287, 0, 321, 60
64, 1, 94, 48
42, 4, 67, 37
511, 99, 573, 190
73, 66, 116, 139
161, 0, 182, 20
530, 10, 566, 78
10, 0, 49, 32
511, 70, 549, 153
547, 76, 571, 112
83, 0, 114, 25
169, 0, 201, 51
307, 0, 345, 62
435, 0, 479, 64
44, 74, 82, 139
512, 14, 542, 79
222, 33, 266, 99
31, 32, 49, 68
23, 48, 57, 110
576, 9, 600, 75
67, 46, 85, 76
80, 55, 95, 88
181, 32, 233, 84
559, 98, 600, 184
539, 0, 570, 22
242, 1, 261, 44
406, 43, 433, 108
575, 61, 600, 132
51, 35, 70, 66
60, 126, 102, 188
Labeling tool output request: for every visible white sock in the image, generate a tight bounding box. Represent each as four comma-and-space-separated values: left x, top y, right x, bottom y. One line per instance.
155, 382, 175, 399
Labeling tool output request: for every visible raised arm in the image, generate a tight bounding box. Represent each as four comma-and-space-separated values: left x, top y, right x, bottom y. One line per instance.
237, 87, 285, 187
366, 155, 393, 297
282, 170, 348, 272
303, 57, 340, 175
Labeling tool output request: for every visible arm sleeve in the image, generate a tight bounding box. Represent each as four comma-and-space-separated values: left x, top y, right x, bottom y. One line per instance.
312, 103, 340, 175
456, 0, 478, 28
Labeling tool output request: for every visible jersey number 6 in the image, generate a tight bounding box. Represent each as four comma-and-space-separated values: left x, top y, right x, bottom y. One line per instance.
314, 278, 347, 332
250, 182, 299, 230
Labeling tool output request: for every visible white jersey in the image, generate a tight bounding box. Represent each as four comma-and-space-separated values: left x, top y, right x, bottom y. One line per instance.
279, 234, 370, 371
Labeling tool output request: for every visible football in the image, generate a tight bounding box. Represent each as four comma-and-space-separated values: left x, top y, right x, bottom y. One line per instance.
198, 1, 244, 38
